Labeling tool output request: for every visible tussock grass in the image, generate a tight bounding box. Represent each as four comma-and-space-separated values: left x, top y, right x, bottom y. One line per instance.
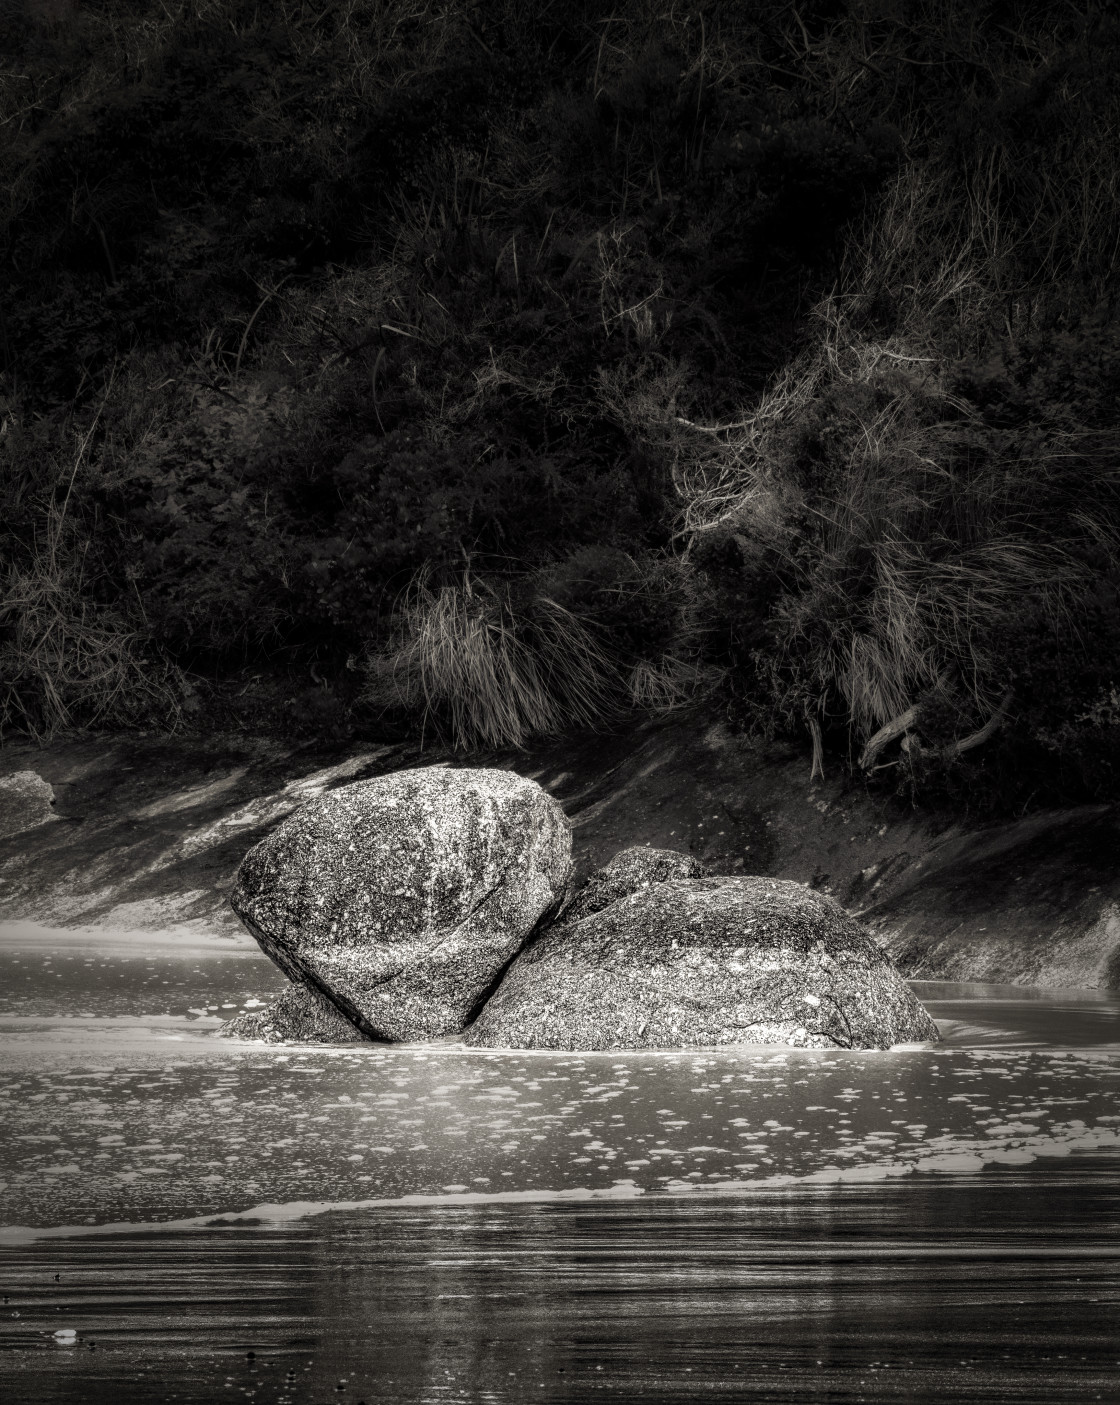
362, 569, 623, 750
627, 655, 723, 714
0, 555, 185, 739
364, 559, 715, 750
0, 381, 185, 738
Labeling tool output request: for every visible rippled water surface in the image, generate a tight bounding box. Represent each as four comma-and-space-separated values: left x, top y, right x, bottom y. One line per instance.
1, 921, 1118, 1402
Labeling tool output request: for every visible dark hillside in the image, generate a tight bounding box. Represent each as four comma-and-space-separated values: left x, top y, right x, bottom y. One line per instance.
2, 0, 1119, 813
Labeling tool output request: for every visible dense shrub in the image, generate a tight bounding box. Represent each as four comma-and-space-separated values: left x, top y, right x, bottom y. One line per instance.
667, 18, 1120, 807
2, 0, 1119, 804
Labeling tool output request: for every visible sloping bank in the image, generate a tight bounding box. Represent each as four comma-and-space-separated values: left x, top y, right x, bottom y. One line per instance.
1, 714, 1118, 991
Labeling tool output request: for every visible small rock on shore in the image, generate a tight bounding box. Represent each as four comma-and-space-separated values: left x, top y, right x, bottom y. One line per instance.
221, 982, 368, 1043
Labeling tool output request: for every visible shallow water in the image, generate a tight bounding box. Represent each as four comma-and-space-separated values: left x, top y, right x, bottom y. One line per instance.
1, 922, 1118, 1401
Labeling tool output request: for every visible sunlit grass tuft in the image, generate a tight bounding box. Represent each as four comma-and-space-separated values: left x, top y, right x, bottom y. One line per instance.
363, 558, 718, 750
362, 569, 623, 750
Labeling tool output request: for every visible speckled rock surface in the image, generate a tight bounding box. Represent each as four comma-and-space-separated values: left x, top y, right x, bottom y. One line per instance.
466, 876, 939, 1051
563, 845, 706, 923
0, 771, 56, 840
232, 766, 572, 1040
220, 982, 368, 1044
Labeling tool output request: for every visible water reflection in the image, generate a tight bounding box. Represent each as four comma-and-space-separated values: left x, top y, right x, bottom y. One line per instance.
3, 1161, 1119, 1402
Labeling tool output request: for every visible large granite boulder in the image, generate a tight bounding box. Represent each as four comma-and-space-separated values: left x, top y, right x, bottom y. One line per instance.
220, 982, 367, 1044
231, 766, 572, 1041
466, 875, 939, 1050
563, 845, 706, 922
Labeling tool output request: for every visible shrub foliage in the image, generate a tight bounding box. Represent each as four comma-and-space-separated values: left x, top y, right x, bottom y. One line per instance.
2, 0, 1119, 808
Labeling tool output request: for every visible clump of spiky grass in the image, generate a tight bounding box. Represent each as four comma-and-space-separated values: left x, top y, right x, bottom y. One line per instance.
0, 493, 186, 740
363, 569, 624, 750
364, 557, 720, 749
0, 559, 185, 739
0, 383, 186, 739
627, 655, 724, 714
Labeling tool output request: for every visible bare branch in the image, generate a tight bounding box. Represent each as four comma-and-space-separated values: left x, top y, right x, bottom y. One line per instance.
858, 704, 920, 770
945, 691, 1014, 758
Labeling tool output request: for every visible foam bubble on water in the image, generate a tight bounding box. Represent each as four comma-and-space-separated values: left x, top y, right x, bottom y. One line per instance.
914, 1152, 987, 1173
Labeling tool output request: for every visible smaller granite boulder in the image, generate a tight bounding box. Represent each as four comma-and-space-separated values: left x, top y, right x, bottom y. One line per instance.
0, 771, 57, 839
467, 876, 939, 1051
564, 845, 706, 923
232, 766, 572, 1041
220, 983, 367, 1044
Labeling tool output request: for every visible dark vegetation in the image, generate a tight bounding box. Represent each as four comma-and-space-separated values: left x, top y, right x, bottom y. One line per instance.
3, 0, 1120, 813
